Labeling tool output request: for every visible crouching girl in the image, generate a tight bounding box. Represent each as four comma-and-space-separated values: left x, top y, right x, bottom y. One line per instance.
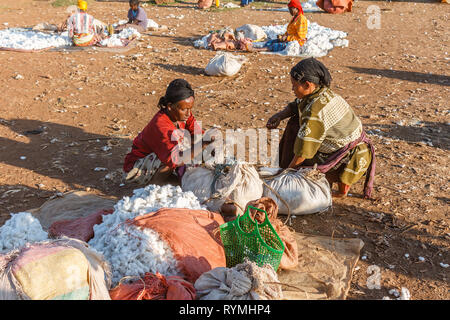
123, 79, 211, 186
266, 58, 375, 198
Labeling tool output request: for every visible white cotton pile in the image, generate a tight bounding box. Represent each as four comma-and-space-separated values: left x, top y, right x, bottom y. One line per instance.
194, 34, 210, 49
0, 28, 71, 50
261, 21, 348, 57
0, 212, 48, 253
260, 24, 287, 40
147, 19, 159, 30
302, 0, 323, 12
100, 27, 141, 47
88, 184, 205, 285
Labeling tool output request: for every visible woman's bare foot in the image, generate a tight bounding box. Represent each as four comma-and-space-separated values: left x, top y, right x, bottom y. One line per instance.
333, 182, 350, 198
332, 190, 348, 198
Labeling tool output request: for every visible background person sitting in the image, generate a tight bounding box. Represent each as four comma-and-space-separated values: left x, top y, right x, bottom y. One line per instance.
67, 1, 100, 46
252, 0, 308, 52
115, 0, 148, 33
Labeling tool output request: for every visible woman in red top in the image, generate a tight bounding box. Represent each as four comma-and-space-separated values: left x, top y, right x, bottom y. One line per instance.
123, 79, 208, 185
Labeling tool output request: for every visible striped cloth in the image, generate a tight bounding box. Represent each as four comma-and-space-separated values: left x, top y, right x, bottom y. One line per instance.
67, 12, 96, 38
293, 86, 362, 157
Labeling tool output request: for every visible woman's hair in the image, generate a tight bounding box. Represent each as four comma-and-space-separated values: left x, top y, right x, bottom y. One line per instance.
290, 57, 332, 87
129, 0, 140, 5
158, 79, 195, 109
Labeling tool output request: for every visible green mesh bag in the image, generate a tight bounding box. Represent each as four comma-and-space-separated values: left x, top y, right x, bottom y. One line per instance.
219, 206, 285, 271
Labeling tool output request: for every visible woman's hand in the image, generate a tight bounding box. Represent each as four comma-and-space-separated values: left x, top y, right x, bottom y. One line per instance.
278, 34, 288, 42
288, 155, 305, 169
266, 114, 282, 129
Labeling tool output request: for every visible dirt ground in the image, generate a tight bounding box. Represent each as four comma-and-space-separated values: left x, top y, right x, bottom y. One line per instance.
0, 0, 448, 300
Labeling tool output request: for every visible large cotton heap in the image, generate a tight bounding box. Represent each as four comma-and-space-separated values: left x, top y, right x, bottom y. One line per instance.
261, 21, 348, 57
0, 212, 48, 253
0, 28, 71, 50
302, 0, 323, 12
88, 184, 205, 285
100, 27, 141, 47
194, 20, 348, 58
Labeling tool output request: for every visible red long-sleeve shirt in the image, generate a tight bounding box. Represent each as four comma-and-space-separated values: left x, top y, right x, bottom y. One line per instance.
123, 110, 201, 173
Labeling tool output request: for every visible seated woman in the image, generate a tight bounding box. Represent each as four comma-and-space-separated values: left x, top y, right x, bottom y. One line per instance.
115, 0, 148, 33
266, 58, 375, 198
67, 1, 101, 47
252, 0, 307, 52
123, 79, 211, 186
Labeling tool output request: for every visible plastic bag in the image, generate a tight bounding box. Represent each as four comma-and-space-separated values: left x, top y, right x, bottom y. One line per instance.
205, 52, 247, 77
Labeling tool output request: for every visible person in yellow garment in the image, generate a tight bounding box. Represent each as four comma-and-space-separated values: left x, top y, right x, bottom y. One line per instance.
252, 0, 308, 52
67, 1, 100, 47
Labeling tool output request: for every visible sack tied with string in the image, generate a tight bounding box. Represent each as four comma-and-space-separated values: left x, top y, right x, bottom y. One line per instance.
261, 168, 332, 216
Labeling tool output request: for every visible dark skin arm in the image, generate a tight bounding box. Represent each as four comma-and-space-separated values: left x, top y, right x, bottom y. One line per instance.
266, 102, 306, 168
266, 102, 297, 129
177, 135, 215, 166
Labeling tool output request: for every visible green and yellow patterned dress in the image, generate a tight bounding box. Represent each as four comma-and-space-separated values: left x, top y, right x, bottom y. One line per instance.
282, 86, 372, 186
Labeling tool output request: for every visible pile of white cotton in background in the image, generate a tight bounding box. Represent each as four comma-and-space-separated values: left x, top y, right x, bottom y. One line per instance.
302, 0, 323, 12
0, 212, 48, 253
194, 20, 348, 58
88, 184, 205, 285
262, 21, 348, 57
100, 27, 141, 47
0, 28, 71, 50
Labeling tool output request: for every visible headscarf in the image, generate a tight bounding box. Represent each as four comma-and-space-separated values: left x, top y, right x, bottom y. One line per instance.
158, 79, 195, 108
78, 0, 87, 11
288, 0, 304, 15
290, 57, 332, 87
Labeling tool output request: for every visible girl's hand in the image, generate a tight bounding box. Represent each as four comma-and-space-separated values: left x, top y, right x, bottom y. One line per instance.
266, 114, 282, 129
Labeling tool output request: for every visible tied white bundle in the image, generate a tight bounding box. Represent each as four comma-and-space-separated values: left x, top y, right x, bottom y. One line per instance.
262, 168, 332, 215
0, 28, 71, 50
100, 27, 141, 47
0, 212, 48, 253
88, 184, 205, 285
205, 52, 248, 77
181, 163, 263, 215
147, 19, 159, 30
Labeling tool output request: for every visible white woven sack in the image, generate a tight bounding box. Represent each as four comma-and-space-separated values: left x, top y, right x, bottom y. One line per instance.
263, 168, 332, 215
181, 163, 263, 214
205, 52, 247, 77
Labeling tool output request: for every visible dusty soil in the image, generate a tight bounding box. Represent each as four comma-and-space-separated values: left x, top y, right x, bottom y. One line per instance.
0, 0, 448, 300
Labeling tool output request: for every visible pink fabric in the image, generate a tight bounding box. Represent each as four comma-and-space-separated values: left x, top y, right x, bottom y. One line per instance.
11, 245, 64, 272
48, 209, 114, 242
316, 0, 353, 14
